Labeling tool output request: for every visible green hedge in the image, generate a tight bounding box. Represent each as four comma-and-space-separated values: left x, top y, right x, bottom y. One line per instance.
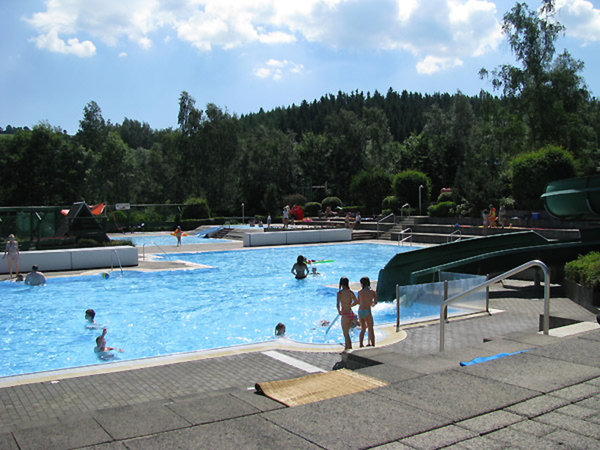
182, 197, 211, 220
564, 252, 600, 290
428, 201, 456, 217
322, 196, 343, 210
304, 202, 322, 216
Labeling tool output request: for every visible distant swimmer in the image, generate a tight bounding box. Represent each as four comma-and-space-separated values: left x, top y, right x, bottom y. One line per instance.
25, 265, 46, 286
311, 267, 320, 276
275, 322, 286, 336
291, 255, 309, 279
95, 328, 123, 360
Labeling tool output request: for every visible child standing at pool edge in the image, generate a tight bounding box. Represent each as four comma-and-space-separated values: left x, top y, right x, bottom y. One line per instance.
357, 276, 377, 347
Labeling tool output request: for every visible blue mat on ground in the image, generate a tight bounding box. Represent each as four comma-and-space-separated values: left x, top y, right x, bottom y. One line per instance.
460, 349, 530, 366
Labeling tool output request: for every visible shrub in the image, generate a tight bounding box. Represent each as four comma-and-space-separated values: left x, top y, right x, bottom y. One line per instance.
427, 201, 455, 217
304, 202, 322, 216
182, 197, 211, 220
282, 193, 307, 207
392, 170, 431, 209
510, 145, 576, 210
382, 196, 401, 214
564, 252, 600, 289
349, 170, 393, 216
322, 196, 343, 210
437, 191, 454, 203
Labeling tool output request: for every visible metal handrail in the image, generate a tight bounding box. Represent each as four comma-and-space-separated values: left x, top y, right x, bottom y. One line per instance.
447, 229, 462, 243
439, 259, 550, 351
142, 242, 171, 261
376, 213, 395, 237
400, 203, 410, 220
398, 227, 413, 246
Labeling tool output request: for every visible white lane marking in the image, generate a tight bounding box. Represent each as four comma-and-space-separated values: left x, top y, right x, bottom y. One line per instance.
262, 350, 326, 373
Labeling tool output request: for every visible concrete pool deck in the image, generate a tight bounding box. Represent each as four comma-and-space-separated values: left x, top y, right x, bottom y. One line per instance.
1, 239, 600, 448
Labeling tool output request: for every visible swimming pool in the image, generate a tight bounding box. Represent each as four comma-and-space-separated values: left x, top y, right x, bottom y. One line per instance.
0, 243, 460, 378
109, 232, 230, 247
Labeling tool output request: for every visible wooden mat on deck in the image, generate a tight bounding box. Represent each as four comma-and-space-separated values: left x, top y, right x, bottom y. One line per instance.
255, 369, 388, 407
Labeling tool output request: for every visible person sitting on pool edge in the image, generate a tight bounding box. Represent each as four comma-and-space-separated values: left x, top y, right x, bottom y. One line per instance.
275, 323, 286, 336
25, 265, 46, 286
291, 255, 309, 279
95, 328, 123, 356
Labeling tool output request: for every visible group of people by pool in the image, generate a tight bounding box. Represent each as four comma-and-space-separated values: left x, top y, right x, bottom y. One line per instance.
85, 309, 124, 359
3, 234, 47, 285
289, 253, 378, 351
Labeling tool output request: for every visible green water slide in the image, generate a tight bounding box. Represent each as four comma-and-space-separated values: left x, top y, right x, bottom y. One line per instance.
541, 175, 600, 219
376, 228, 600, 301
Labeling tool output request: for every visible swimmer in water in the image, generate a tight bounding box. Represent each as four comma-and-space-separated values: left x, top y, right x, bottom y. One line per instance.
85, 309, 103, 329
311, 267, 320, 276
275, 322, 286, 336
25, 265, 46, 286
291, 255, 309, 279
95, 328, 123, 357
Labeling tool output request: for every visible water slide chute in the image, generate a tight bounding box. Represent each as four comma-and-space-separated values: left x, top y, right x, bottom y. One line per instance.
542, 175, 600, 219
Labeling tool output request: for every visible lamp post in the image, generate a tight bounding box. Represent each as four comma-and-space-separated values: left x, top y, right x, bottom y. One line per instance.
418, 185, 424, 216
241, 203, 245, 224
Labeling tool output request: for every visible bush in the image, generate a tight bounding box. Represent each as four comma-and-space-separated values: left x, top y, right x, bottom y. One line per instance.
282, 193, 307, 207
564, 252, 600, 289
392, 170, 431, 208
437, 191, 454, 203
382, 196, 401, 214
304, 202, 322, 216
182, 197, 211, 220
427, 201, 455, 217
510, 145, 576, 210
349, 170, 393, 216
322, 196, 343, 210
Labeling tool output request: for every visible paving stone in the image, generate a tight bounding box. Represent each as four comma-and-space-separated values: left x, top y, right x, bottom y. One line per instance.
504, 394, 570, 418
548, 382, 600, 402
372, 370, 537, 422
534, 411, 600, 439
585, 376, 600, 386
368, 441, 413, 449
93, 401, 191, 440
12, 417, 113, 449
575, 395, 600, 411
455, 410, 523, 434
485, 426, 562, 449
462, 352, 600, 392
398, 425, 477, 449
443, 435, 507, 449
123, 414, 319, 449
355, 363, 422, 383
0, 432, 19, 450
530, 335, 600, 368
230, 389, 286, 412
544, 428, 600, 448
505, 418, 557, 437
554, 403, 599, 419
166, 392, 260, 425
262, 390, 447, 450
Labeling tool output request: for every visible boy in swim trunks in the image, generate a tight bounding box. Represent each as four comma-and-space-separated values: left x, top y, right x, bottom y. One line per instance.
357, 276, 378, 347
95, 328, 123, 354
337, 276, 358, 351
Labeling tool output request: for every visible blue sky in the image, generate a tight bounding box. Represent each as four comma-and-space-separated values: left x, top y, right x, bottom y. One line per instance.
1, 0, 599, 134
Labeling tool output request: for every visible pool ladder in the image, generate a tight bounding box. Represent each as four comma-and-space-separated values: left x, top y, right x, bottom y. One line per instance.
111, 249, 124, 275
141, 242, 171, 261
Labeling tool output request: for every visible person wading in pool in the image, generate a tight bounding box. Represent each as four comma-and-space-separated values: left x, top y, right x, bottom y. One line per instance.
357, 276, 378, 347
291, 255, 309, 279
25, 265, 46, 286
95, 328, 123, 359
337, 276, 358, 351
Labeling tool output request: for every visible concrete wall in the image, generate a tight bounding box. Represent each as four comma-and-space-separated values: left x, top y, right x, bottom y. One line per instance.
243, 229, 352, 247
0, 246, 138, 274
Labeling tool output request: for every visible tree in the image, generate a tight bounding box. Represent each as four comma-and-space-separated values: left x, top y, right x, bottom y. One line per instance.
349, 170, 392, 216
392, 170, 431, 209
510, 144, 576, 209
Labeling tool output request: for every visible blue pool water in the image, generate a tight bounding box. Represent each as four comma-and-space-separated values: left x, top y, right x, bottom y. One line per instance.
110, 233, 230, 247
0, 243, 454, 378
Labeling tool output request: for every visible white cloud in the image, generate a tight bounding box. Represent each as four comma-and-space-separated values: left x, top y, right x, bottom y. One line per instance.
24, 0, 504, 74
31, 29, 96, 57
417, 55, 463, 74
253, 59, 304, 80
556, 0, 600, 43
118, 52, 128, 57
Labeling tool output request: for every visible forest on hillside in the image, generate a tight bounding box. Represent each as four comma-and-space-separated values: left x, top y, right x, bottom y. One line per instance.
1, 1, 599, 218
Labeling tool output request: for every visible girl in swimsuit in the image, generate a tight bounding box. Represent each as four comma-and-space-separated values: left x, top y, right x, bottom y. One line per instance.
3, 234, 20, 279
337, 276, 358, 351
357, 276, 378, 347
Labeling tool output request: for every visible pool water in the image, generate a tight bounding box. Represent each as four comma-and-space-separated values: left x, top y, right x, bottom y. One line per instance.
0, 243, 452, 378
110, 232, 230, 247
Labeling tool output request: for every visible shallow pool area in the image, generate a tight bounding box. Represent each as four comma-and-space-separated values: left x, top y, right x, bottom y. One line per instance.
0, 243, 470, 378
110, 232, 230, 247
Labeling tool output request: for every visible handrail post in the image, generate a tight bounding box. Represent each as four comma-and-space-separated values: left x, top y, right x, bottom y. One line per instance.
396, 284, 400, 332
485, 274, 490, 314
